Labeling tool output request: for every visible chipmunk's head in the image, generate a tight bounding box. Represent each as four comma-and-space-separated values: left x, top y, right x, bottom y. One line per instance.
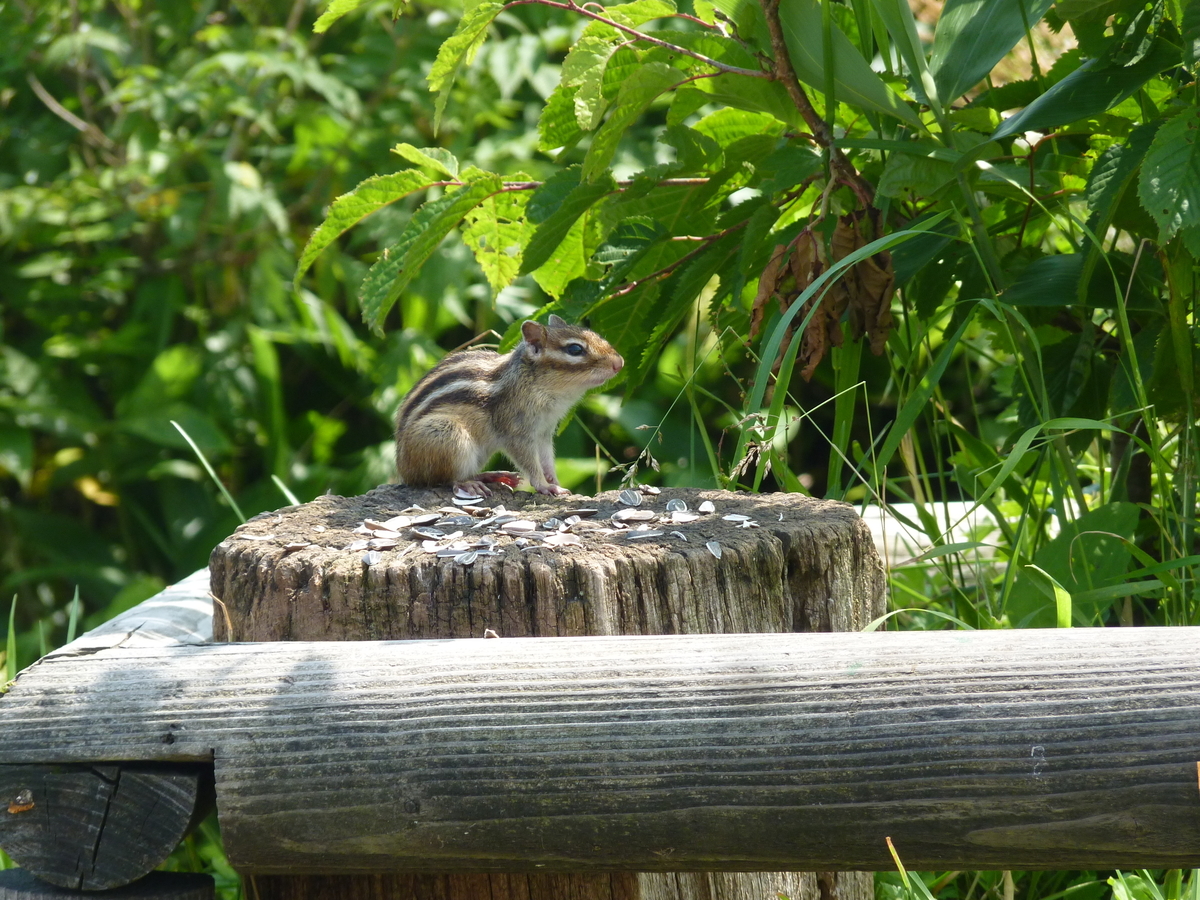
520, 314, 624, 389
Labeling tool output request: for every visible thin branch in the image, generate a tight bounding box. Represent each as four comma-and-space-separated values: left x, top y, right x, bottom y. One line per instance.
758, 0, 874, 207
610, 219, 750, 299
26, 72, 116, 152
506, 0, 773, 80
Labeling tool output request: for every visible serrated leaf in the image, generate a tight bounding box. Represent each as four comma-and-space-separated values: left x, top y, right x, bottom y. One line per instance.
539, 83, 585, 152
684, 72, 802, 126
992, 38, 1179, 140
392, 144, 459, 178
1085, 121, 1157, 227
1138, 105, 1200, 243
521, 170, 616, 274
630, 228, 742, 387
929, 0, 1056, 102
589, 281, 663, 358
427, 1, 505, 132
532, 215, 589, 298
1185, 0, 1200, 68
360, 174, 502, 332
582, 0, 678, 38
773, 0, 923, 127
462, 187, 534, 293
295, 170, 438, 287
877, 151, 956, 198
313, 0, 374, 33
583, 62, 682, 181
660, 124, 725, 172
562, 35, 617, 131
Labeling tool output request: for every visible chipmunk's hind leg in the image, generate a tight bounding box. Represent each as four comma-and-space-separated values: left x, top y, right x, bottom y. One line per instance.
396, 415, 490, 489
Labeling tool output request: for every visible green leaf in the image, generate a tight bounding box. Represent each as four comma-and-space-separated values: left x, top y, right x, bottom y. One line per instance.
532, 216, 589, 298
1001, 254, 1085, 306
693, 107, 785, 148
391, 144, 459, 178
774, 0, 923, 127
539, 83, 586, 152
877, 150, 957, 198
427, 1, 505, 132
562, 35, 617, 131
360, 173, 502, 332
1086, 122, 1157, 226
630, 228, 742, 387
0, 424, 33, 490
462, 186, 534, 293
521, 168, 616, 274
583, 62, 682, 181
1138, 105, 1200, 243
929, 0, 1055, 102
1185, 0, 1200, 68
1024, 564, 1074, 628
312, 0, 374, 33
992, 38, 1180, 140
1006, 502, 1139, 627
295, 170, 439, 287
870, 0, 943, 110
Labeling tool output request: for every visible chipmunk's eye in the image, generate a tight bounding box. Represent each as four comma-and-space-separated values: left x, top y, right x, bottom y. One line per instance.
564, 342, 586, 357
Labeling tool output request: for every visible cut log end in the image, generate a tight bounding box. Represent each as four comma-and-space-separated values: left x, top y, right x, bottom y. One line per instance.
209, 485, 885, 643
0, 765, 211, 891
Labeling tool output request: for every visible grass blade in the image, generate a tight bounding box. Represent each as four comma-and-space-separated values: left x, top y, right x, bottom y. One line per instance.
6, 596, 16, 683
172, 419, 247, 523
66, 585, 81, 644
272, 475, 301, 507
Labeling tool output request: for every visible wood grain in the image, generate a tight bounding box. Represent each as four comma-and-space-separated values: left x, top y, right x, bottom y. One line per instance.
2, 628, 1198, 871
0, 764, 209, 890
0, 869, 213, 899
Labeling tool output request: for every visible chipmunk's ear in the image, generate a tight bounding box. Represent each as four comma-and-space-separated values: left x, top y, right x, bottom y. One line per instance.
521, 319, 547, 350
548, 314, 567, 328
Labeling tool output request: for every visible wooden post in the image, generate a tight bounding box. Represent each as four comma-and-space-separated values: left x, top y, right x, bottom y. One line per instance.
0, 870, 213, 899
209, 484, 885, 900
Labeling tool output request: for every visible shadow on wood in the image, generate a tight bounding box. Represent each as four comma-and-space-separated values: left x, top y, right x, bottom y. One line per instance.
209, 485, 884, 900
0, 869, 213, 899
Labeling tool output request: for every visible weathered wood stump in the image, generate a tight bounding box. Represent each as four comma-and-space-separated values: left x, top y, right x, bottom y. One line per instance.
209, 484, 885, 900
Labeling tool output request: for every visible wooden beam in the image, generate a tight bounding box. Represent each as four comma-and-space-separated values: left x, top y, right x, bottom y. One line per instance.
0, 868, 213, 898
1, 628, 1198, 871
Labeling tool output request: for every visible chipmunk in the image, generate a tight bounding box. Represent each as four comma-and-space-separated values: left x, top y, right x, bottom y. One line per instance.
395, 315, 624, 496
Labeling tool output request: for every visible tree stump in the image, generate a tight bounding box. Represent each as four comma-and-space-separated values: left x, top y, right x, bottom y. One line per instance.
209, 484, 885, 900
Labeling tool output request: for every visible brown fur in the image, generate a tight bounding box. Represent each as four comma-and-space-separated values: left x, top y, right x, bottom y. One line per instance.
395, 315, 623, 495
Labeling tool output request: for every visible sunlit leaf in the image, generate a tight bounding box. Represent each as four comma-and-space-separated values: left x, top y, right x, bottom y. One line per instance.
427, 1, 505, 132
992, 38, 1179, 140
462, 186, 534, 293
392, 144, 459, 179
521, 168, 616, 274
360, 173, 502, 332
929, 0, 1055, 102
295, 170, 440, 286
1138, 105, 1200, 242
583, 62, 682, 180
312, 0, 375, 33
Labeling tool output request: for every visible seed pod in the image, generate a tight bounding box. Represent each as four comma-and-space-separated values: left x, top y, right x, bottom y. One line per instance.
670, 510, 700, 524
706, 541, 722, 559
665, 499, 688, 512
454, 550, 479, 565
362, 550, 383, 566
698, 500, 716, 513
618, 489, 643, 506
612, 508, 656, 523
500, 519, 537, 534
722, 513, 751, 522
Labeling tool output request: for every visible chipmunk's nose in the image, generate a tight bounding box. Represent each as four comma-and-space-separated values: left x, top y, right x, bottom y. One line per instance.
612, 355, 625, 372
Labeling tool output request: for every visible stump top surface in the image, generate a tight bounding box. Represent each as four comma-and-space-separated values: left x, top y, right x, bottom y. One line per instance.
213, 485, 861, 570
